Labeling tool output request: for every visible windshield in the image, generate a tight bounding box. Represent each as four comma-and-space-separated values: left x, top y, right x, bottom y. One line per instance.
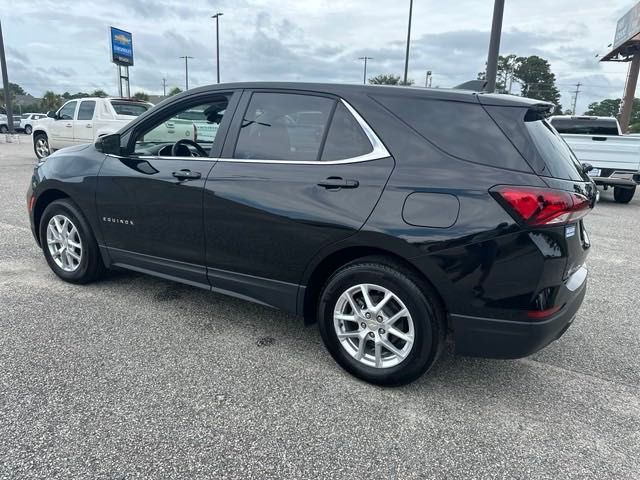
526, 120, 589, 181
550, 117, 619, 136
110, 101, 150, 117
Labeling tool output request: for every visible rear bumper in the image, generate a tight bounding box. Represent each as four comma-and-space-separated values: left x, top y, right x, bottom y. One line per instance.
591, 171, 640, 188
450, 269, 587, 359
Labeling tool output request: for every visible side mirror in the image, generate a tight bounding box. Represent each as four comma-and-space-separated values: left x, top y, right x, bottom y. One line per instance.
95, 133, 122, 155
47, 110, 57, 119
582, 163, 594, 174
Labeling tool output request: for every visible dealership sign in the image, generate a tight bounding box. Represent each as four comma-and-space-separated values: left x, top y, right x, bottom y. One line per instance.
110, 27, 134, 66
613, 2, 640, 49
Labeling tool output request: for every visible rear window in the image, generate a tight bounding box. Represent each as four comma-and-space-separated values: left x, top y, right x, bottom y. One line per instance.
549, 117, 619, 136
111, 101, 150, 117
372, 95, 531, 172
525, 120, 587, 181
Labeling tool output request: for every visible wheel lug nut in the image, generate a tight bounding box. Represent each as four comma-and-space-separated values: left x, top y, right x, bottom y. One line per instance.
360, 322, 366, 329
365, 312, 371, 319
377, 316, 383, 321
368, 332, 375, 338
379, 328, 385, 334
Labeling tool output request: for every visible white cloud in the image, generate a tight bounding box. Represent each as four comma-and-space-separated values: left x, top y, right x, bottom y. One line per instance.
1, 0, 634, 112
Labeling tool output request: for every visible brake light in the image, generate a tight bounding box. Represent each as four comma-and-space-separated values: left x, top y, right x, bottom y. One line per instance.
527, 305, 562, 319
491, 186, 591, 226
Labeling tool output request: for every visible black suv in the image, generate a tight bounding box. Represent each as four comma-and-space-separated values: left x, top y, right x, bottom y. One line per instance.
27, 83, 596, 385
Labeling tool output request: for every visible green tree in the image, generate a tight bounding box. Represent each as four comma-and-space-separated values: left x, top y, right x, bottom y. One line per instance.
368, 74, 414, 86
168, 87, 183, 96
514, 55, 562, 111
133, 91, 150, 101
90, 89, 108, 98
584, 98, 621, 117
477, 54, 519, 94
0, 82, 26, 99
40, 91, 62, 111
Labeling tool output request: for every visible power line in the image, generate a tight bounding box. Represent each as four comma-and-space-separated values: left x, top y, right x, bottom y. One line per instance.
571, 83, 582, 114
358, 56, 373, 85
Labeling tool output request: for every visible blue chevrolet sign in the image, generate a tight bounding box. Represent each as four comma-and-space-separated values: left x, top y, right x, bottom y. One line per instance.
110, 27, 134, 66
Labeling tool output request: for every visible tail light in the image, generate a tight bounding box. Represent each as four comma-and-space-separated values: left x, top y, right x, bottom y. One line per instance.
491, 186, 591, 227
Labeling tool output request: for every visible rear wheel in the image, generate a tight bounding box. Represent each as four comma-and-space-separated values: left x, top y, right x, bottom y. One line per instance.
39, 199, 105, 284
33, 133, 50, 159
317, 257, 444, 386
24, 125, 32, 135
0, 125, 7, 134
613, 186, 635, 204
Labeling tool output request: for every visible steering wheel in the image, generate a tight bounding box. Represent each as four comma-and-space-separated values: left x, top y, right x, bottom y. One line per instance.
171, 138, 208, 157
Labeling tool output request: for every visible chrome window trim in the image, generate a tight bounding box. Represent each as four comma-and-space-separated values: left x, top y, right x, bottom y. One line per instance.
117, 99, 390, 165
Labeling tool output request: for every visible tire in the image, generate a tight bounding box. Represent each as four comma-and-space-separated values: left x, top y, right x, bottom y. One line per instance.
613, 186, 635, 204
24, 125, 32, 135
317, 256, 445, 386
39, 199, 105, 284
0, 125, 7, 134
33, 132, 50, 159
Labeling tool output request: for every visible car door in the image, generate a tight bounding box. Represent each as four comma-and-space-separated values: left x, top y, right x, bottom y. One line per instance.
203, 90, 395, 311
48, 100, 77, 149
73, 100, 96, 144
95, 91, 239, 288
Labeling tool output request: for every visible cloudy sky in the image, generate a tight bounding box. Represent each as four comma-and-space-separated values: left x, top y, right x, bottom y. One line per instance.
1, 0, 636, 113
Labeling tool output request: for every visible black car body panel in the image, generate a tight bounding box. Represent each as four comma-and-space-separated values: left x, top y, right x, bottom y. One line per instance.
28, 82, 596, 359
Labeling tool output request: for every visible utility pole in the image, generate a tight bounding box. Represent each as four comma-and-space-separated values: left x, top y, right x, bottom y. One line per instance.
425, 70, 432, 88
212, 13, 223, 83
162, 77, 167, 96
179, 56, 193, 90
571, 83, 582, 115
0, 20, 14, 134
358, 56, 373, 85
403, 0, 413, 85
485, 0, 505, 93
620, 52, 640, 133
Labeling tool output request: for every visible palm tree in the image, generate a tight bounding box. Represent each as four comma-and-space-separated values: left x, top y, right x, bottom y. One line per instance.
40, 91, 62, 111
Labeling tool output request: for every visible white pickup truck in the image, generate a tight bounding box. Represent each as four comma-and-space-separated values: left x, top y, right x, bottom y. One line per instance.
32, 97, 153, 159
549, 115, 640, 203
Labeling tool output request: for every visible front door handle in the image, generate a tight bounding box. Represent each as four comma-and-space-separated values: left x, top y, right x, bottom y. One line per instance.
172, 169, 201, 180
317, 177, 359, 189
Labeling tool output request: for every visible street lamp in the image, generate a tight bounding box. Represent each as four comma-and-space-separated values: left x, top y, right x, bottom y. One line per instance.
403, 0, 413, 85
485, 0, 505, 93
179, 56, 194, 90
212, 13, 223, 83
358, 56, 373, 85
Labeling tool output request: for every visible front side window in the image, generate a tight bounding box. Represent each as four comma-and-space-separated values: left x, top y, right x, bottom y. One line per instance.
133, 94, 231, 157
58, 101, 77, 120
77, 101, 96, 121
234, 92, 333, 161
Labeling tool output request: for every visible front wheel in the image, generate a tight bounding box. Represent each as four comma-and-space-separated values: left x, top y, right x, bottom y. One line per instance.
33, 132, 50, 159
614, 186, 635, 204
39, 199, 105, 284
317, 257, 444, 386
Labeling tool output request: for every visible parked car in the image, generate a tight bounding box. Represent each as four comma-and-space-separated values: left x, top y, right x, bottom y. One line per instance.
32, 97, 153, 159
27, 83, 596, 385
0, 113, 21, 133
19, 113, 48, 135
549, 115, 640, 203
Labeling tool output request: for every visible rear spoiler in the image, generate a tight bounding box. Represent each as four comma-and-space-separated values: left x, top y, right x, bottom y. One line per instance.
454, 80, 487, 92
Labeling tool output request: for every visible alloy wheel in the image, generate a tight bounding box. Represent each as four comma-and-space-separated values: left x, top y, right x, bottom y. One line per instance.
46, 214, 83, 272
333, 283, 415, 368
36, 137, 49, 158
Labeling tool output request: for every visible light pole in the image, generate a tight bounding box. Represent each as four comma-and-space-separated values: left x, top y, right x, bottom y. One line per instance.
485, 0, 505, 93
358, 56, 373, 85
179, 56, 193, 90
0, 20, 14, 134
403, 0, 413, 85
212, 13, 223, 83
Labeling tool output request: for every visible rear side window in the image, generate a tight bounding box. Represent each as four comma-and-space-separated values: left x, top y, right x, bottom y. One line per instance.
111, 101, 150, 117
550, 118, 619, 136
321, 103, 373, 161
235, 92, 333, 161
77, 101, 96, 120
525, 120, 587, 181
372, 95, 531, 172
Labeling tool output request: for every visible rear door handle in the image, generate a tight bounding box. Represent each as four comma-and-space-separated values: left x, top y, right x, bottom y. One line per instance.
317, 177, 359, 189
172, 169, 201, 180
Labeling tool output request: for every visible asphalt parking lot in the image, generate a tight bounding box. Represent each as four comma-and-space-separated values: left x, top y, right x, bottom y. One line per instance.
0, 138, 639, 479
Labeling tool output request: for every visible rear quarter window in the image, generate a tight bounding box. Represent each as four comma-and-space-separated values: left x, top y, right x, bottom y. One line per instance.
371, 95, 532, 172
